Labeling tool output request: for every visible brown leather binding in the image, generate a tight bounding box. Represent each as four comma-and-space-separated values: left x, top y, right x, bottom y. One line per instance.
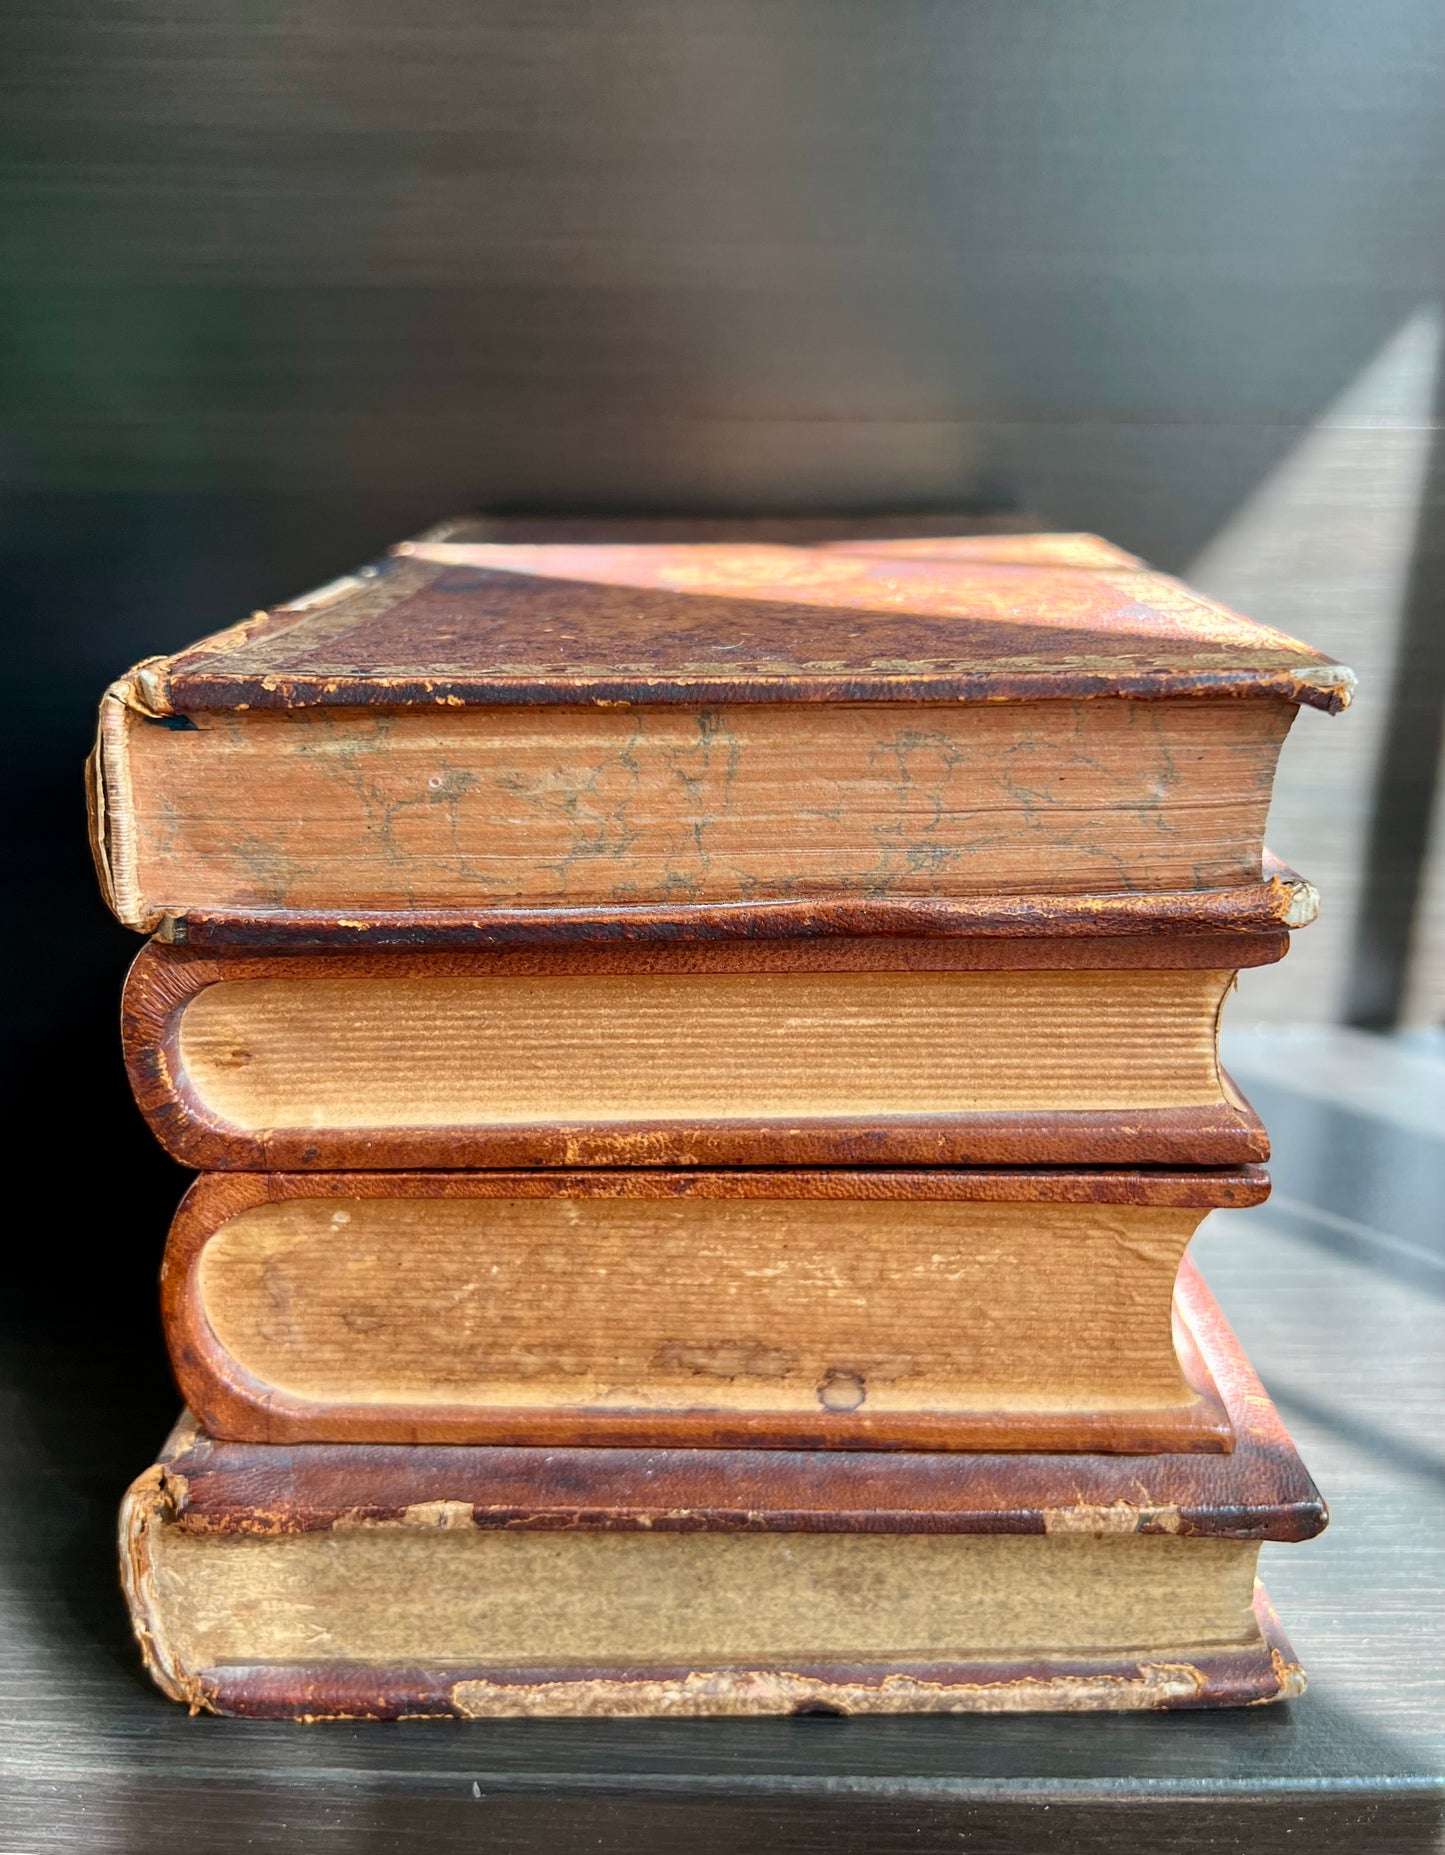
158, 872, 1312, 948
146, 1261, 1323, 1539
175, 1585, 1304, 1720
131, 540, 1352, 714
124, 935, 1275, 1169
160, 1170, 1267, 1452
120, 1268, 1323, 1716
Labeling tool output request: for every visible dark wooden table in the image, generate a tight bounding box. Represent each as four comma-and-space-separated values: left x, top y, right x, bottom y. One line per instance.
2, 1028, 1441, 1853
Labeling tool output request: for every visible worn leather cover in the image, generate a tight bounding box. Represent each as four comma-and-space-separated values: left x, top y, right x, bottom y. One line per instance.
120, 1266, 1323, 1717
123, 932, 1276, 1168
114, 530, 1352, 714
156, 854, 1319, 949
161, 1172, 1266, 1452
131, 1260, 1323, 1538
120, 1588, 1308, 1720
88, 525, 1348, 939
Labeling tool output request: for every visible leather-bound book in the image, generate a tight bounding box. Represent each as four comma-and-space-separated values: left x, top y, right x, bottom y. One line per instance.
89, 527, 1351, 939
162, 1178, 1261, 1452
121, 1265, 1325, 1719
124, 925, 1293, 1168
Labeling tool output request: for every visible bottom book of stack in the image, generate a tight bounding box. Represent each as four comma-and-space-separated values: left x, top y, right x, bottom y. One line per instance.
121, 1268, 1324, 1719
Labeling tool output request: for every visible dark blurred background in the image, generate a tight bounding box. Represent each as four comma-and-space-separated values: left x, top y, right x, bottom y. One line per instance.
3, 1, 1444, 1353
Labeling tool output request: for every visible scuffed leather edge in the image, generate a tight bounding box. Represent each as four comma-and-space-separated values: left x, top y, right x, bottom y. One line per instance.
166, 661, 1355, 712
166, 1585, 1299, 1719
90, 676, 165, 932
89, 579, 368, 933
1264, 853, 1320, 929
160, 862, 1315, 948
118, 1461, 201, 1711
149, 1260, 1328, 1542
1288, 661, 1355, 714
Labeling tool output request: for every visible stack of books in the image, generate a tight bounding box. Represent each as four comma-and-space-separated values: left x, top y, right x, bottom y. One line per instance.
92, 524, 1350, 1719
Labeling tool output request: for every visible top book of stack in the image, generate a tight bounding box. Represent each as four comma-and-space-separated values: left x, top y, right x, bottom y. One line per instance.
89, 527, 1352, 945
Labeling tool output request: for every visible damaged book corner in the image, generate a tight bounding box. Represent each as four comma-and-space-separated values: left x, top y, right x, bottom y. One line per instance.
91, 522, 1351, 1719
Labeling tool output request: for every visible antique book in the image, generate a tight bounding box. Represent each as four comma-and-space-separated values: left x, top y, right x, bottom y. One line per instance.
89, 527, 1352, 938
162, 1178, 1263, 1452
121, 1266, 1326, 1718
125, 928, 1287, 1168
